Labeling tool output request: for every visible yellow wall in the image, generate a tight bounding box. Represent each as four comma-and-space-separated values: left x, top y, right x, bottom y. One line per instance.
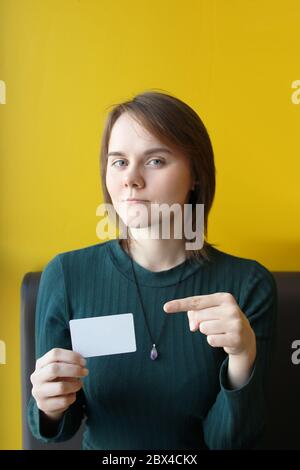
0, 0, 299, 449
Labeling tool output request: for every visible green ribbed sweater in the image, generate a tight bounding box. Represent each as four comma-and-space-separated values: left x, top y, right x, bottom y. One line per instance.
27, 239, 277, 450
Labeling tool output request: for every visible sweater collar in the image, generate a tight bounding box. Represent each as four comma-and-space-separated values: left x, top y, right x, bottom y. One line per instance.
106, 238, 208, 288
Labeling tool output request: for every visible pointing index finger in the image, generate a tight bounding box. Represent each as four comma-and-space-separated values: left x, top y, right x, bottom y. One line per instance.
163, 294, 222, 313
163, 296, 199, 313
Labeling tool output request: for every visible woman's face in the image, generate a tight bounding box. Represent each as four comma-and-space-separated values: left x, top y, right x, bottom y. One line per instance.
106, 112, 194, 229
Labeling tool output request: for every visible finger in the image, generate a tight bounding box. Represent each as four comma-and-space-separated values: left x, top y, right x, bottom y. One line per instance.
52, 377, 82, 383
198, 320, 226, 335
39, 379, 83, 398
36, 348, 86, 370
187, 306, 222, 328
188, 305, 236, 331
164, 293, 225, 314
207, 333, 233, 348
34, 362, 89, 384
40, 393, 77, 413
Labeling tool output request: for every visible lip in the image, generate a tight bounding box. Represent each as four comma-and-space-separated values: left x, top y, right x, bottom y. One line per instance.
124, 199, 149, 203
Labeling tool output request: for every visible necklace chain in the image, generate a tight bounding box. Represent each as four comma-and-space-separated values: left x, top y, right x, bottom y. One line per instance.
126, 239, 186, 361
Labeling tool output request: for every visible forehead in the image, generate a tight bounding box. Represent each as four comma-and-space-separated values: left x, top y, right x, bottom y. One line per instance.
108, 113, 163, 150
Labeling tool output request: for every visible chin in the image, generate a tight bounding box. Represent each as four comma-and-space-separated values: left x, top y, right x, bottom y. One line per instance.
117, 203, 150, 226
120, 218, 151, 229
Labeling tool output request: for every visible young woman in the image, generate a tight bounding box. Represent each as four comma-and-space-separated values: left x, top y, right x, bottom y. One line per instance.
28, 91, 277, 450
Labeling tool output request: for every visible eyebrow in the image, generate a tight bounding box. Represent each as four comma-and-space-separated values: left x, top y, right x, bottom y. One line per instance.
107, 147, 173, 158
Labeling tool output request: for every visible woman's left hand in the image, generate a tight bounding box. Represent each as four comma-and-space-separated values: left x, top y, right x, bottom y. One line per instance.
163, 292, 256, 357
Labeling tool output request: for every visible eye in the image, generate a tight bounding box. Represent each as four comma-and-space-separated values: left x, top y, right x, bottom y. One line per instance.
111, 159, 126, 167
147, 158, 165, 167
111, 158, 165, 167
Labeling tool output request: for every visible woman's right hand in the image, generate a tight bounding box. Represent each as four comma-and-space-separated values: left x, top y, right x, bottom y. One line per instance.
30, 347, 89, 421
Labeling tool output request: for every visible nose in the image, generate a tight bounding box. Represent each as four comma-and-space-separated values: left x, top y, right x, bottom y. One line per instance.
123, 166, 145, 189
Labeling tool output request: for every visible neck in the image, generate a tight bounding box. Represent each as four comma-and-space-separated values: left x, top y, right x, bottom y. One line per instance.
121, 229, 187, 272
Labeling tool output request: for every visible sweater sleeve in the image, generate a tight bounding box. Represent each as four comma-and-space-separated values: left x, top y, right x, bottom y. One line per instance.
202, 261, 278, 449
27, 255, 86, 443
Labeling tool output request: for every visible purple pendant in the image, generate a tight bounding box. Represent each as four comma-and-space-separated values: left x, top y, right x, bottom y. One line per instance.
150, 345, 158, 360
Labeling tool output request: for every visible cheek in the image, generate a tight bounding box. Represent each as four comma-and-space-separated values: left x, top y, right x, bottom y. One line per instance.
157, 166, 191, 200
106, 170, 119, 197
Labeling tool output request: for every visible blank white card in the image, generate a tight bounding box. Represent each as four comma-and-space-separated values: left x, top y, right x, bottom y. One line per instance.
69, 313, 137, 358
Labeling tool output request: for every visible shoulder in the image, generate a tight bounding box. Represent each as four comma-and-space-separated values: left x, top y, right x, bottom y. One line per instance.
206, 245, 277, 293
57, 240, 110, 261
205, 247, 277, 326
43, 240, 112, 275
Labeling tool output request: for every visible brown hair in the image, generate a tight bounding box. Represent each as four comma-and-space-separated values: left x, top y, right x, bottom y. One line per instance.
100, 89, 218, 263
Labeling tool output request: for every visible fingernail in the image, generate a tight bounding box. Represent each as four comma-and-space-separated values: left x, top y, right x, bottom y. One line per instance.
190, 322, 195, 331
80, 358, 87, 366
